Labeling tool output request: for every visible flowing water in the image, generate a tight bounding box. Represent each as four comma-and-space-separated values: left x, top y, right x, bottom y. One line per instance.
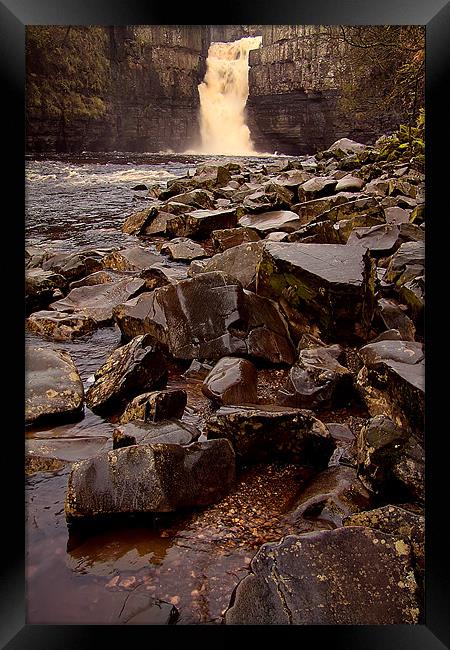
194, 37, 262, 155
25, 152, 310, 625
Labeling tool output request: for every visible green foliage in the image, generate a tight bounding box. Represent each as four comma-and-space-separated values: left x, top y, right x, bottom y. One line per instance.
371, 108, 425, 171
26, 26, 110, 122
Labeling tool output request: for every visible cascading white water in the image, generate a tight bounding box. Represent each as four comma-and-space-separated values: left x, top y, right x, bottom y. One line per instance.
195, 36, 262, 155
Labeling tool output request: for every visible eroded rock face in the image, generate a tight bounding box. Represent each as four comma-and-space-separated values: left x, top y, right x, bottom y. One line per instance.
119, 389, 187, 423
85, 334, 168, 415
113, 419, 198, 448
65, 439, 236, 520
256, 242, 376, 341
202, 357, 258, 405
277, 344, 352, 409
26, 347, 84, 425
114, 272, 295, 365
205, 405, 334, 465
288, 465, 372, 530
26, 310, 97, 340
225, 527, 420, 624
50, 277, 145, 326
357, 415, 424, 502
356, 340, 424, 440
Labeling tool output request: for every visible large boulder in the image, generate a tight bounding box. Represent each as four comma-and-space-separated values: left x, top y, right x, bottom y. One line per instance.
356, 340, 424, 440
113, 272, 295, 365
277, 344, 352, 409
288, 465, 372, 530
291, 192, 359, 226
191, 242, 264, 290
122, 206, 159, 235
119, 389, 187, 423
256, 242, 376, 341
211, 227, 261, 252
297, 177, 337, 202
26, 310, 97, 340
323, 138, 367, 159
103, 247, 162, 272
346, 224, 403, 256
25, 268, 67, 313
344, 505, 424, 578
376, 298, 416, 341
42, 251, 103, 282
166, 208, 238, 239
113, 419, 198, 448
202, 357, 258, 405
160, 238, 206, 261
357, 415, 424, 502
64, 439, 236, 520
85, 334, 168, 415
238, 211, 303, 235
50, 277, 145, 326
25, 347, 84, 425
205, 405, 334, 465
225, 527, 420, 624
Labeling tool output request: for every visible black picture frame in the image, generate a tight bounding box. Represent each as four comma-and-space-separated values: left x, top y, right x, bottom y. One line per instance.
2, 0, 449, 647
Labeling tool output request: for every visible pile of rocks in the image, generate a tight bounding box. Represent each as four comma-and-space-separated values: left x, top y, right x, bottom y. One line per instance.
25, 138, 425, 624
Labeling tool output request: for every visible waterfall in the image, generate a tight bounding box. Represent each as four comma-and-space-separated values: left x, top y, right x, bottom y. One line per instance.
195, 36, 262, 155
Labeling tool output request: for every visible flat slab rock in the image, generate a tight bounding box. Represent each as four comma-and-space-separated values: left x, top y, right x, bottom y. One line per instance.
26, 347, 84, 425
26, 436, 110, 463
357, 340, 424, 440
239, 210, 303, 235
50, 277, 145, 325
27, 310, 97, 340
205, 405, 334, 465
160, 238, 207, 261
194, 242, 264, 290
225, 527, 420, 624
114, 272, 295, 365
257, 242, 375, 340
65, 439, 236, 521
103, 247, 162, 272
85, 334, 168, 416
113, 419, 199, 448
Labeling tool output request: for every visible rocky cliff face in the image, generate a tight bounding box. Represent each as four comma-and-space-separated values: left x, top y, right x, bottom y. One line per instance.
246, 26, 399, 155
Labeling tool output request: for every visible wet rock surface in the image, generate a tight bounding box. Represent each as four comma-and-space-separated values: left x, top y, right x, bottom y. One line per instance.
277, 344, 353, 409
113, 419, 198, 448
119, 389, 187, 423
114, 272, 295, 364
225, 527, 420, 624
86, 334, 168, 415
257, 242, 376, 341
356, 340, 424, 439
202, 357, 258, 405
26, 346, 84, 425
357, 415, 424, 502
65, 439, 236, 520
205, 405, 334, 465
25, 145, 425, 625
